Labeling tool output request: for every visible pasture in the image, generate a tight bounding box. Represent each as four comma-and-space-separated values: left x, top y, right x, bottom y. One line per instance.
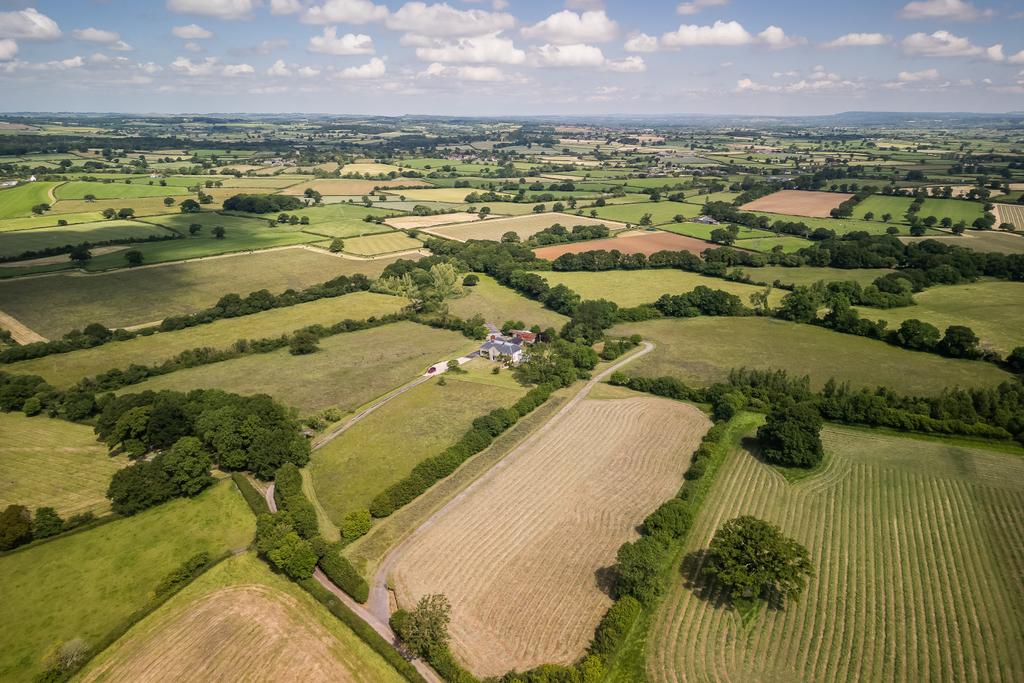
646, 425, 1024, 683
740, 190, 851, 218
659, 221, 770, 241
533, 230, 713, 260
537, 269, 783, 308
78, 553, 405, 683
735, 235, 813, 253
0, 182, 59, 219
0, 248, 391, 338
903, 231, 1024, 255
0, 413, 126, 517
610, 317, 1012, 395
0, 480, 255, 682
342, 231, 422, 256
279, 178, 432, 196
310, 363, 525, 523
8, 291, 407, 387
118, 321, 479, 416
591, 200, 702, 225
391, 391, 711, 676
428, 213, 624, 242
287, 202, 401, 239
737, 266, 892, 287
0, 221, 170, 259
446, 274, 569, 330
53, 181, 187, 200
0, 211, 106, 232
853, 195, 985, 225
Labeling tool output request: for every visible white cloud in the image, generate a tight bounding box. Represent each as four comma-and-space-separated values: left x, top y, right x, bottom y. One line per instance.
0, 39, 16, 61
308, 27, 375, 55
270, 0, 303, 14
738, 70, 863, 94
604, 55, 646, 72
530, 43, 606, 67
111, 41, 133, 52
170, 56, 218, 76
900, 0, 993, 21
662, 20, 753, 47
166, 0, 256, 20
387, 2, 514, 37
822, 32, 891, 48
338, 56, 385, 78
1009, 50, 1024, 64
184, 42, 203, 52
222, 62, 254, 76
298, 65, 321, 77
676, 0, 729, 15
757, 25, 804, 49
0, 8, 61, 40
624, 32, 658, 52
898, 67, 940, 81
902, 30, 1003, 60
72, 28, 120, 43
521, 10, 618, 45
172, 24, 212, 39
420, 62, 510, 81
414, 33, 524, 64
303, 0, 389, 25
267, 59, 291, 76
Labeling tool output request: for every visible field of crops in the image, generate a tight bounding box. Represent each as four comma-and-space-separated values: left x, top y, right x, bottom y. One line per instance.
79, 553, 405, 683
0, 480, 255, 682
646, 424, 1024, 682
0, 412, 127, 516
342, 231, 422, 255
537, 269, 784, 308
391, 390, 711, 676
740, 190, 851, 218
610, 317, 1011, 394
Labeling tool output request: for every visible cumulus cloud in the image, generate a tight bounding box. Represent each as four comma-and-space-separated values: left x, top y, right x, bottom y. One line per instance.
170, 56, 219, 76
298, 65, 321, 77
414, 33, 524, 64
72, 28, 120, 43
270, 0, 303, 14
172, 24, 212, 39
267, 59, 291, 76
757, 25, 804, 49
338, 56, 385, 78
604, 55, 646, 72
676, 0, 729, 15
900, 0, 993, 21
898, 67, 940, 81
661, 20, 753, 47
521, 10, 618, 45
0, 8, 61, 40
1009, 50, 1024, 64
222, 62, 254, 76
902, 30, 1003, 60
387, 2, 514, 37
419, 62, 511, 81
530, 43, 606, 67
0, 39, 16, 61
308, 27, 375, 55
624, 33, 658, 52
166, 0, 256, 20
822, 32, 891, 48
737, 70, 862, 94
302, 0, 389, 25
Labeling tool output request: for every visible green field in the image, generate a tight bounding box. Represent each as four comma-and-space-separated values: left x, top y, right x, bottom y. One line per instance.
0, 480, 255, 682
659, 222, 770, 241
0, 221, 171, 258
748, 211, 921, 236
310, 361, 525, 522
77, 552, 406, 682
0, 211, 107, 233
446, 274, 569, 330
53, 181, 188, 200
0, 183, 59, 219
0, 412, 127, 516
646, 424, 1024, 682
592, 201, 702, 225
735, 235, 813, 253
0, 249, 392, 338
857, 280, 1024, 356
908, 231, 1024, 255
610, 317, 1011, 394
342, 231, 422, 256
852, 195, 985, 225
737, 266, 893, 287
118, 321, 480, 415
537, 270, 785, 308
286, 203, 401, 239
8, 291, 407, 387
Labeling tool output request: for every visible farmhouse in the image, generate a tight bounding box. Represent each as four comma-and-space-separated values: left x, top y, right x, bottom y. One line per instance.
479, 329, 535, 364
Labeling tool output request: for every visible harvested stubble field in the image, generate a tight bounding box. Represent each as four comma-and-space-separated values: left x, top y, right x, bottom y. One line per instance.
646, 425, 1024, 683
0, 412, 127, 516
994, 203, 1024, 227
79, 553, 405, 683
279, 178, 432, 196
310, 363, 525, 523
391, 391, 711, 676
537, 270, 784, 309
428, 212, 624, 242
446, 274, 569, 330
342, 231, 423, 256
8, 291, 406, 387
117, 321, 480, 416
385, 211, 483, 230
0, 249, 395, 338
532, 230, 714, 260
0, 480, 255, 682
740, 190, 852, 218
610, 317, 1012, 395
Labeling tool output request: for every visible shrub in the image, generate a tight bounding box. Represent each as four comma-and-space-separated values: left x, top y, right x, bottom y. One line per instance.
756, 401, 824, 468
32, 507, 64, 539
462, 274, 479, 286
319, 549, 370, 602
273, 463, 318, 539
0, 504, 33, 550
154, 552, 210, 599
340, 508, 372, 540
590, 596, 641, 656
268, 531, 318, 580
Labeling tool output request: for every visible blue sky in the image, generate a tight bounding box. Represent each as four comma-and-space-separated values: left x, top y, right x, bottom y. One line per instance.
0, 0, 1022, 115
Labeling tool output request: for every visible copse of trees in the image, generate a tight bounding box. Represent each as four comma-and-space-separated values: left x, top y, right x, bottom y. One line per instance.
756, 401, 825, 468
222, 193, 304, 213
106, 436, 214, 515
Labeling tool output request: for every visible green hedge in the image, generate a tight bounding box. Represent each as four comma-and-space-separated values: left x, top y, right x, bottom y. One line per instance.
232, 473, 269, 516
298, 579, 427, 683
318, 549, 370, 603
273, 463, 318, 539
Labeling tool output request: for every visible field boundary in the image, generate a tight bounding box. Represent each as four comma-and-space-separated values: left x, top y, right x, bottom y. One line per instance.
0, 308, 47, 343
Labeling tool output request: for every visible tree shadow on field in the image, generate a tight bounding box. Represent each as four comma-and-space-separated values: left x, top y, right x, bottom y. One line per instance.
679, 549, 731, 611
594, 565, 617, 597
741, 436, 765, 463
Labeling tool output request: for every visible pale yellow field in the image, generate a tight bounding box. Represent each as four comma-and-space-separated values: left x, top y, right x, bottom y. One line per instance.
385, 211, 484, 230
391, 392, 711, 676
385, 188, 482, 203
279, 178, 432, 196
342, 231, 423, 256
340, 162, 404, 175
426, 212, 626, 242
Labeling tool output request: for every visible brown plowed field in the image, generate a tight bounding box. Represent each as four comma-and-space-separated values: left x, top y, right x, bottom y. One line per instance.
740, 189, 852, 218
391, 394, 711, 676
533, 230, 713, 259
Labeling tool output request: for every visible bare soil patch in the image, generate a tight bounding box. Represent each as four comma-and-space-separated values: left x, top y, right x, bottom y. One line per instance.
740, 189, 853, 218
391, 394, 711, 676
533, 229, 712, 259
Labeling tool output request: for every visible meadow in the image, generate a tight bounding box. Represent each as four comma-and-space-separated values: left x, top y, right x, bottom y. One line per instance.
286, 202, 401, 239
54, 181, 188, 200
0, 221, 172, 259
446, 274, 569, 330
591, 200, 702, 225
610, 317, 1012, 394
342, 231, 423, 256
902, 231, 1024, 254
537, 269, 784, 308
310, 363, 525, 524
7, 291, 407, 387
78, 553, 406, 683
853, 195, 985, 225
737, 265, 892, 287
0, 413, 127, 517
646, 424, 1024, 683
0, 182, 59, 219
117, 321, 480, 415
0, 480, 255, 682
0, 249, 392, 338
0, 210, 106, 232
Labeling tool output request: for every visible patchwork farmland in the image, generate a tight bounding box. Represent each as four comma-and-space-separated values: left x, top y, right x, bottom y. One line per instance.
739, 190, 851, 217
